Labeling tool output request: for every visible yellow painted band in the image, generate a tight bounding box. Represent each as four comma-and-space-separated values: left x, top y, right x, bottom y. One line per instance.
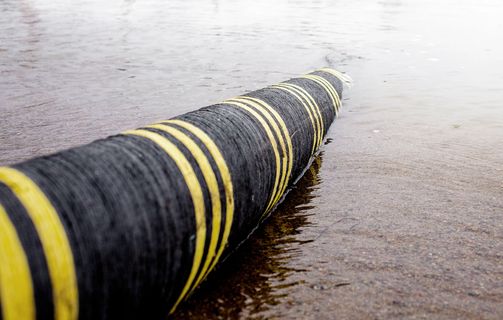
0, 167, 78, 320
300, 75, 337, 114
274, 83, 323, 152
123, 129, 206, 313
236, 96, 293, 194
223, 100, 283, 214
318, 68, 352, 85
233, 96, 293, 213
162, 120, 234, 283
271, 85, 318, 156
0, 203, 35, 320
280, 83, 325, 149
310, 74, 341, 113
227, 98, 288, 213
275, 83, 322, 149
313, 74, 341, 112
300, 75, 340, 116
146, 124, 221, 294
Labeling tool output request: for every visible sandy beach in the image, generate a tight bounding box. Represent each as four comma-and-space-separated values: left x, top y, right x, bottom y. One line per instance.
1, 0, 502, 318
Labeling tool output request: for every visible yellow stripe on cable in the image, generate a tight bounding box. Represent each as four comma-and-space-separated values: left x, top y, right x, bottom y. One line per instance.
162, 120, 234, 284
274, 83, 323, 150
318, 68, 353, 86
275, 83, 324, 151
0, 167, 78, 320
300, 75, 340, 116
223, 100, 284, 216
122, 129, 206, 314
0, 203, 35, 320
227, 98, 289, 213
308, 74, 342, 113
280, 83, 325, 148
233, 96, 293, 214
146, 123, 221, 294
236, 96, 293, 197
271, 85, 318, 156
312, 75, 342, 111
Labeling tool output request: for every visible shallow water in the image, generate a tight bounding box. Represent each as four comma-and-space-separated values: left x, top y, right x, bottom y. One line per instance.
1, 0, 503, 318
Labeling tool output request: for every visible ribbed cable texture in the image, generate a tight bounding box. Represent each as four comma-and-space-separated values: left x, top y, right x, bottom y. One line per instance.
0, 68, 348, 320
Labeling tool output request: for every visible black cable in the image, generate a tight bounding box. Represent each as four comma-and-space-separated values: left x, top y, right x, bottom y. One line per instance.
0, 68, 347, 320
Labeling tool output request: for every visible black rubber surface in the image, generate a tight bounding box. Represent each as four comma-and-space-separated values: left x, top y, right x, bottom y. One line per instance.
0, 69, 345, 320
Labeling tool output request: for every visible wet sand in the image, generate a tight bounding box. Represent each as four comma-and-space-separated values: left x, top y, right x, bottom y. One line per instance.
1, 0, 502, 318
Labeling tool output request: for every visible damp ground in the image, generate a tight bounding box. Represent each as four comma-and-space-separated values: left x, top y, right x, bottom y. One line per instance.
1, 0, 502, 318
